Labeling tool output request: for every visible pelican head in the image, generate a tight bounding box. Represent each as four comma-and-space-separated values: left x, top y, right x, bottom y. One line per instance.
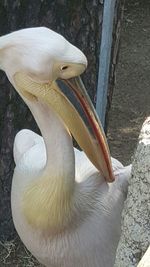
0, 27, 114, 182
0, 27, 87, 83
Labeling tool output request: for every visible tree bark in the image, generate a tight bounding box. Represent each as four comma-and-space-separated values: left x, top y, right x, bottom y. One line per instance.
114, 117, 150, 267
0, 0, 124, 240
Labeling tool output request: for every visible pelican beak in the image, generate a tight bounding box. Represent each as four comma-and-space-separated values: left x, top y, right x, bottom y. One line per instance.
61, 76, 115, 182
14, 72, 115, 182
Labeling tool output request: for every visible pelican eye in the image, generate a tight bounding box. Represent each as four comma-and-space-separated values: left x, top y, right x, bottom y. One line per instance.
61, 65, 69, 71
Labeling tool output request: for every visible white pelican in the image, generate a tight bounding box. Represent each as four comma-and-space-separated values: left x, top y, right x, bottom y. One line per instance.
0, 27, 131, 267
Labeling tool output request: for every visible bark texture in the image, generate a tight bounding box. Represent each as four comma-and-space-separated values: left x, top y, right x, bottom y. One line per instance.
114, 117, 150, 267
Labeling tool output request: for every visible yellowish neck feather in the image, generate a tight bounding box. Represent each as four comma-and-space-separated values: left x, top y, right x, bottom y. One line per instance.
22, 173, 74, 231
22, 98, 75, 232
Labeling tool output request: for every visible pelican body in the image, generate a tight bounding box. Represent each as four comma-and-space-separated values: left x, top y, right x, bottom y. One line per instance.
0, 27, 131, 267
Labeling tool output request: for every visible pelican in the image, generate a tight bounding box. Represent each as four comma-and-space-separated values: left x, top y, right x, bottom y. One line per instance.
0, 27, 131, 267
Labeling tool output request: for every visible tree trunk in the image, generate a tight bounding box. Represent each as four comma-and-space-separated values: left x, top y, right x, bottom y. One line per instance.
114, 117, 150, 267
0, 0, 123, 240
